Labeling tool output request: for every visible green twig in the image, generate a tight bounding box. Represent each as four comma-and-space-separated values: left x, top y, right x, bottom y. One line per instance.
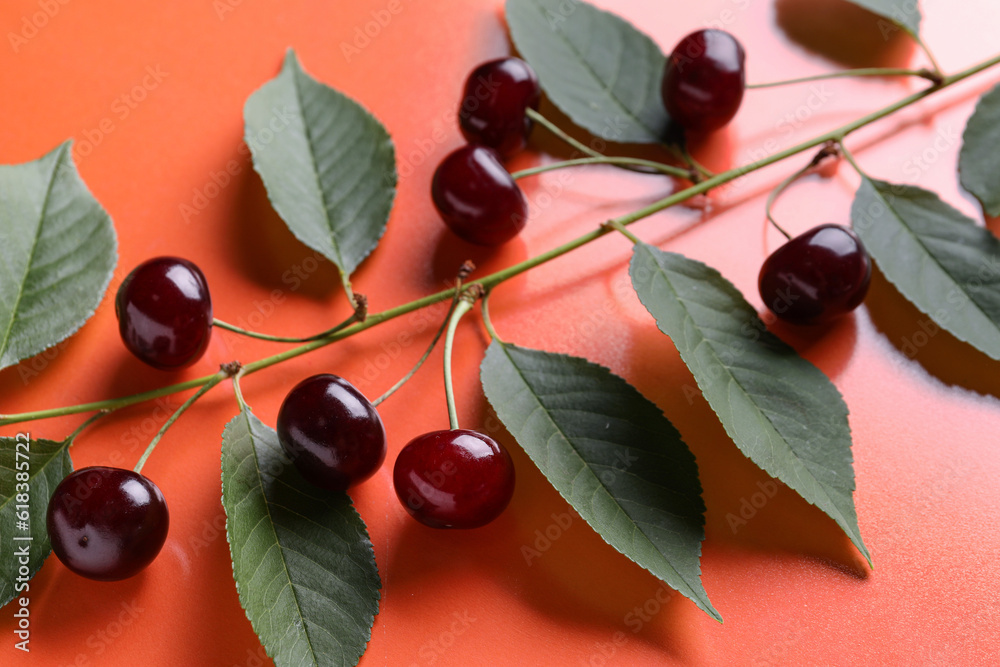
747, 67, 940, 89
133, 367, 231, 474
214, 295, 367, 343
512, 156, 689, 180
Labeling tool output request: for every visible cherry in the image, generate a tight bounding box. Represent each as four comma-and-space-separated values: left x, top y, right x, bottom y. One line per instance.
759, 224, 872, 325
46, 467, 169, 581
276, 374, 387, 492
431, 145, 529, 246
459, 57, 541, 158
393, 429, 515, 529
116, 256, 213, 370
661, 29, 746, 133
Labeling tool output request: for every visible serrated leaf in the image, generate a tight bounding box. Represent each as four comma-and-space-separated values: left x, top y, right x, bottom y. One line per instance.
480, 343, 719, 621
506, 0, 669, 144
0, 435, 73, 607
959, 84, 1000, 217
845, 0, 921, 36
852, 177, 1000, 359
221, 407, 380, 667
244, 49, 396, 283
629, 244, 870, 565
0, 142, 117, 371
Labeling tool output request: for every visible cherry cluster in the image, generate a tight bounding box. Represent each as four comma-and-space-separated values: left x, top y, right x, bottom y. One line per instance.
44, 28, 875, 582
46, 257, 515, 581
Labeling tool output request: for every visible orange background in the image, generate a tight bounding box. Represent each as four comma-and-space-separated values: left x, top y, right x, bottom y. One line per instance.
2, 0, 1000, 664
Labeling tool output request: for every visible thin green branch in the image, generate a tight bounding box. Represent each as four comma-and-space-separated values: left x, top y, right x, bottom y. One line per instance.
747, 67, 939, 89
480, 292, 502, 343
213, 295, 366, 343
64, 411, 109, 444
603, 219, 642, 245
2, 51, 998, 429
512, 156, 688, 180
133, 368, 230, 474
372, 297, 459, 408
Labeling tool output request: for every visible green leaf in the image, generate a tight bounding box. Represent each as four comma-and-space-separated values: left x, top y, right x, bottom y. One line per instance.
629, 244, 870, 565
852, 177, 1000, 359
505, 0, 669, 144
0, 435, 73, 607
480, 343, 719, 621
244, 49, 396, 285
959, 84, 1000, 217
221, 407, 380, 667
844, 0, 921, 36
0, 142, 117, 371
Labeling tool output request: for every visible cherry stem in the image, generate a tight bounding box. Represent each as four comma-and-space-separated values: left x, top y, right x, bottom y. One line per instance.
511, 155, 689, 180
213, 295, 367, 343
63, 411, 109, 444
526, 107, 693, 178
442, 289, 478, 431
914, 35, 946, 81
2, 50, 998, 429
747, 67, 942, 89
837, 143, 865, 178
764, 142, 841, 241
603, 219, 642, 245
480, 291, 503, 343
132, 366, 232, 474
372, 276, 467, 408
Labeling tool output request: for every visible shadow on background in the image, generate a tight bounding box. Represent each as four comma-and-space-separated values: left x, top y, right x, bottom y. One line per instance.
231, 167, 341, 300
775, 0, 917, 68
865, 264, 1000, 397
628, 323, 871, 580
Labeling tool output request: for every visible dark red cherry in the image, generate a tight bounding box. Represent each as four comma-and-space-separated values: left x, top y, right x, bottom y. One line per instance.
116, 256, 213, 370
662, 29, 746, 133
759, 224, 872, 325
431, 145, 528, 246
393, 429, 515, 529
46, 467, 170, 581
276, 374, 387, 492
459, 57, 541, 158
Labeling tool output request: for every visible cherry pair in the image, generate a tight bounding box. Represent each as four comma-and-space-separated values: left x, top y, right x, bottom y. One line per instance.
432, 57, 541, 246
277, 374, 515, 529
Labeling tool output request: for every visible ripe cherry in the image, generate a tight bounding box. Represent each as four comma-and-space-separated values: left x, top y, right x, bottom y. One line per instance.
116, 256, 213, 370
459, 57, 541, 158
46, 467, 170, 581
276, 374, 387, 492
393, 429, 515, 529
661, 29, 746, 133
431, 145, 528, 246
759, 224, 872, 325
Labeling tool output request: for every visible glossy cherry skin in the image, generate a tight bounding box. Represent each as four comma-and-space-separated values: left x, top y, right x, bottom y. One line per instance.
661, 29, 746, 133
393, 429, 515, 529
46, 467, 170, 581
459, 57, 541, 158
116, 256, 213, 370
276, 374, 387, 492
759, 224, 872, 325
431, 145, 529, 246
